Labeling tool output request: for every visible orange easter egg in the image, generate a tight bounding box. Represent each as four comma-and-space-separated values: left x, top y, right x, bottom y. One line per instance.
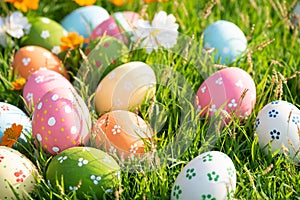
13, 46, 68, 79
92, 110, 153, 161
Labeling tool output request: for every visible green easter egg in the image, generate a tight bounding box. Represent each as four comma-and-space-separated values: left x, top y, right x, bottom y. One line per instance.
81, 36, 129, 92
46, 147, 120, 198
22, 17, 68, 54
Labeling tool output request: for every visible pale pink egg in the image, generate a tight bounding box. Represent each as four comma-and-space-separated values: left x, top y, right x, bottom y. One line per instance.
91, 110, 153, 161
32, 87, 91, 155
195, 67, 256, 122
91, 11, 139, 42
23, 69, 73, 111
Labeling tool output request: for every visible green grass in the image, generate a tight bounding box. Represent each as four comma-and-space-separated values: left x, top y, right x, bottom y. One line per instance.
1, 0, 300, 199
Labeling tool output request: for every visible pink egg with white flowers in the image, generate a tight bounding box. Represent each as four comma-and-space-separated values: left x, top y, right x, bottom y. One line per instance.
32, 87, 91, 155
91, 11, 139, 42
195, 67, 256, 122
23, 69, 73, 111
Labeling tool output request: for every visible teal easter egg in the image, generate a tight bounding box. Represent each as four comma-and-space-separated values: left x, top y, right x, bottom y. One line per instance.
0, 102, 31, 146
22, 17, 68, 54
46, 147, 120, 198
61, 6, 109, 39
203, 20, 247, 65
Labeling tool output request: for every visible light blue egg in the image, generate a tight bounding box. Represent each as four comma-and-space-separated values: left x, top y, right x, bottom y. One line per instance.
203, 20, 247, 65
0, 102, 31, 145
61, 6, 109, 38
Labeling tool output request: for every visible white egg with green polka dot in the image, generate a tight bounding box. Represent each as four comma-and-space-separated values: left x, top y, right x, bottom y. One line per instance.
171, 151, 236, 200
0, 146, 38, 200
255, 100, 300, 162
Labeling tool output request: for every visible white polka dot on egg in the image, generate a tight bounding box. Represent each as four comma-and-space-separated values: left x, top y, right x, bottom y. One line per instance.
70, 126, 77, 134
52, 146, 60, 152
52, 94, 59, 101
65, 105, 72, 113
37, 133, 42, 141
37, 102, 43, 110
48, 117, 56, 126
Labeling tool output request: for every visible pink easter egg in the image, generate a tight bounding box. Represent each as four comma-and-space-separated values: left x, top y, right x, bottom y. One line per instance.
23, 69, 73, 111
91, 11, 139, 42
32, 87, 91, 155
195, 67, 256, 122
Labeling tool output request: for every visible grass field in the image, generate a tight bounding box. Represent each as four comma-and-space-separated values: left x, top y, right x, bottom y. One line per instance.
0, 0, 300, 199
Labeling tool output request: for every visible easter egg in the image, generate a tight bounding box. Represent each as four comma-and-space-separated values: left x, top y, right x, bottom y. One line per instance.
94, 61, 156, 114
46, 147, 120, 198
0, 146, 38, 200
171, 151, 236, 200
82, 36, 129, 92
195, 67, 256, 122
92, 110, 153, 160
13, 46, 68, 79
22, 17, 68, 54
23, 69, 73, 111
32, 87, 91, 155
91, 11, 140, 42
0, 102, 31, 146
255, 100, 300, 162
203, 20, 247, 65
61, 6, 109, 39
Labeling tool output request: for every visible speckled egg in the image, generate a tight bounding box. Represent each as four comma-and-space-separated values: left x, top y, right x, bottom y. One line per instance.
171, 151, 236, 200
94, 61, 156, 114
61, 6, 109, 39
32, 87, 91, 155
195, 67, 256, 122
0, 102, 31, 146
13, 46, 68, 79
91, 11, 139, 42
203, 20, 247, 65
22, 17, 68, 54
46, 147, 120, 198
92, 110, 153, 160
255, 100, 300, 162
0, 146, 38, 200
23, 69, 73, 111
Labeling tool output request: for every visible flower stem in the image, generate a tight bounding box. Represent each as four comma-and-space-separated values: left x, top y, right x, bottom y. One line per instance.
0, 1, 10, 15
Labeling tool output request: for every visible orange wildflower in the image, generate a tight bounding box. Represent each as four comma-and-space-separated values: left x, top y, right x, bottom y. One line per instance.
11, 77, 26, 91
60, 32, 84, 51
0, 123, 23, 147
73, 0, 96, 6
5, 0, 39, 12
144, 0, 168, 2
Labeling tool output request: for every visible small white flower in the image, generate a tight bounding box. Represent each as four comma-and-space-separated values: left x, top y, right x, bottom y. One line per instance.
196, 105, 202, 113
22, 58, 31, 66
69, 186, 79, 191
124, 81, 134, 91
129, 143, 139, 154
103, 155, 112, 163
109, 146, 117, 154
58, 156, 68, 163
132, 11, 179, 54
26, 93, 33, 102
215, 77, 223, 85
35, 75, 44, 83
209, 104, 217, 113
78, 158, 88, 167
112, 125, 121, 135
51, 46, 61, 54
228, 99, 237, 108
41, 30, 50, 39
90, 175, 101, 185
235, 80, 243, 88
113, 98, 123, 107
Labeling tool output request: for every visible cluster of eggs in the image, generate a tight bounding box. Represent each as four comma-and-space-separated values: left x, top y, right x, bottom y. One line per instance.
1, 4, 299, 200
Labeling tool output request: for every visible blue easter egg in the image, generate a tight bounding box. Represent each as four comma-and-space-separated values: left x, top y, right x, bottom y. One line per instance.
0, 102, 31, 145
61, 6, 109, 38
203, 20, 247, 65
